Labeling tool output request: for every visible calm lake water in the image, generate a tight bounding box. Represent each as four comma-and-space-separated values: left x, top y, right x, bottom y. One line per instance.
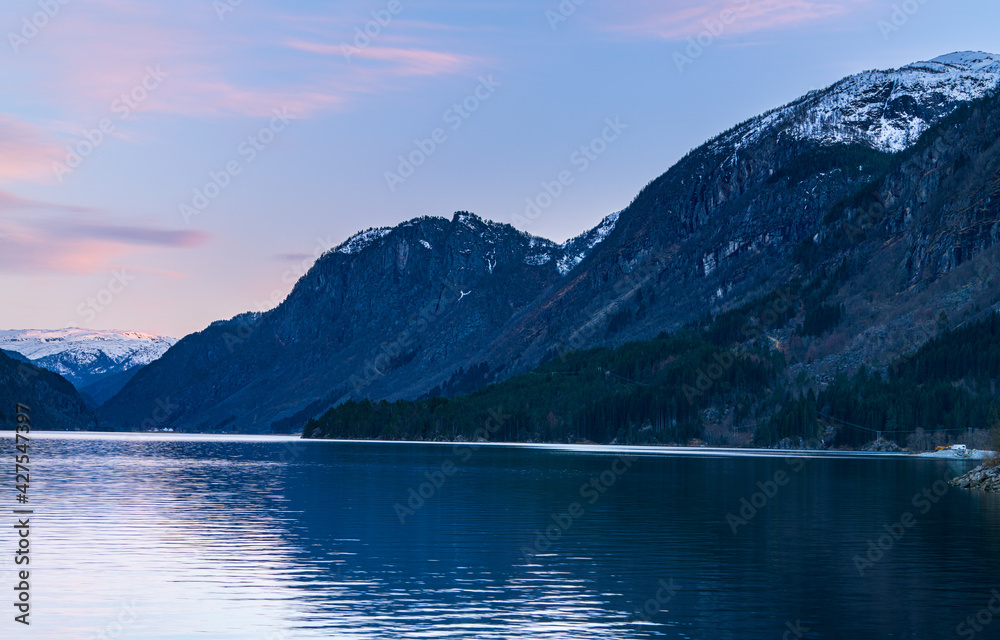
2, 433, 999, 639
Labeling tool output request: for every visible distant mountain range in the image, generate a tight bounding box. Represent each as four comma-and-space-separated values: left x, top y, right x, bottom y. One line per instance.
15, 51, 1000, 437
0, 329, 177, 406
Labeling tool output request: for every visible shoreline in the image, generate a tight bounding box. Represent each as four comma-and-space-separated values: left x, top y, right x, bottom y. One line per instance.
916, 449, 997, 461
951, 463, 1000, 492
5, 431, 995, 463
300, 439, 998, 461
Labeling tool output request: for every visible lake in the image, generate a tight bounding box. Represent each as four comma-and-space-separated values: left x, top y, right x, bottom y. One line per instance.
2, 433, 999, 639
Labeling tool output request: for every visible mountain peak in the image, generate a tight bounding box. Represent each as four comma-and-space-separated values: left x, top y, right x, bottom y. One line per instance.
320, 209, 621, 281
453, 210, 482, 224
928, 51, 1000, 70
713, 50, 1000, 156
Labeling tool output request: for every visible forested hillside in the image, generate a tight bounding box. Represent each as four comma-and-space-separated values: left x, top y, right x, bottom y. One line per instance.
0, 350, 98, 431
762, 313, 1000, 448
306, 294, 1000, 450
305, 330, 781, 444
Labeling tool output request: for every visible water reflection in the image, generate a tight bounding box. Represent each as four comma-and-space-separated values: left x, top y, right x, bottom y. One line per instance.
2, 433, 998, 639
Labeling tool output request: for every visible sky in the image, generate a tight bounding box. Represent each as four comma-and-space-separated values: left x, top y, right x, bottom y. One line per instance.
1, 0, 998, 338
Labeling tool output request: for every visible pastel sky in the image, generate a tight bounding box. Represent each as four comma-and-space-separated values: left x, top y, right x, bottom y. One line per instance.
1, 0, 997, 338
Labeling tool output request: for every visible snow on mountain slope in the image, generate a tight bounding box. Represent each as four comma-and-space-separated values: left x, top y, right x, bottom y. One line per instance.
336, 228, 393, 255
556, 211, 621, 276
714, 51, 1000, 156
0, 329, 177, 389
515, 212, 622, 275
331, 211, 620, 279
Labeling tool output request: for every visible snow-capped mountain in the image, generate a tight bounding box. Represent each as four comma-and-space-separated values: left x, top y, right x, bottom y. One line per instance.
330, 211, 621, 278
100, 210, 627, 432
101, 51, 1000, 434
714, 51, 1000, 156
0, 329, 177, 403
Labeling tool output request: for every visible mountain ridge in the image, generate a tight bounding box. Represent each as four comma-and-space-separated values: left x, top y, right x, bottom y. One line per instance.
98, 51, 1000, 434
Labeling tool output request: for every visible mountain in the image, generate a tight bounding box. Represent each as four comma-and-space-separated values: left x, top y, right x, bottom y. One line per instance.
486, 50, 1000, 382
100, 51, 1000, 435
2, 349, 32, 364
0, 350, 98, 431
0, 329, 177, 405
719, 51, 1000, 153
99, 212, 621, 432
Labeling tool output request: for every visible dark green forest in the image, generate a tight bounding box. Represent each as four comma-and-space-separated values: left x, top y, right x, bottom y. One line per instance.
305, 273, 1000, 448
304, 330, 780, 444
305, 283, 796, 443
760, 313, 1000, 447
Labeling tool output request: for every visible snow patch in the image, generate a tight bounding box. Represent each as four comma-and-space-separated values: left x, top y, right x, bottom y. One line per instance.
336, 228, 392, 255
419, 240, 432, 250
703, 253, 717, 277
456, 213, 481, 231
556, 255, 584, 275
588, 211, 620, 244
555, 211, 621, 276
524, 254, 552, 266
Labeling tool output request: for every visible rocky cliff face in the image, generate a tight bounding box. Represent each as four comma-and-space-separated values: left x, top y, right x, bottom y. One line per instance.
100, 52, 1000, 433
488, 51, 1000, 378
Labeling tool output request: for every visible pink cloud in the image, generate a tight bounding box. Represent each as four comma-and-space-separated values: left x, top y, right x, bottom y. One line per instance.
354, 46, 476, 76
7, 3, 481, 123
0, 194, 209, 275
605, 0, 876, 40
0, 189, 98, 214
46, 222, 208, 248
288, 39, 477, 77
0, 235, 124, 275
146, 78, 345, 119
15, 19, 348, 120
0, 115, 65, 184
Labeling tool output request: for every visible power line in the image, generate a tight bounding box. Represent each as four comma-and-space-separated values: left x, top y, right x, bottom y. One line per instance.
818, 411, 975, 434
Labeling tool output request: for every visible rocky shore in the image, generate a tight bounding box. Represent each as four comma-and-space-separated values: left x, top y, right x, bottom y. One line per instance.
950, 463, 1000, 492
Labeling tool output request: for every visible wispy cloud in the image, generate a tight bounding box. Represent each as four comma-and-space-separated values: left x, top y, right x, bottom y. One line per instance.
0, 190, 99, 214
12, 16, 348, 120
0, 194, 209, 274
0, 115, 65, 184
45, 222, 208, 248
604, 0, 877, 40
288, 39, 478, 77
274, 253, 313, 262
6, 1, 481, 122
